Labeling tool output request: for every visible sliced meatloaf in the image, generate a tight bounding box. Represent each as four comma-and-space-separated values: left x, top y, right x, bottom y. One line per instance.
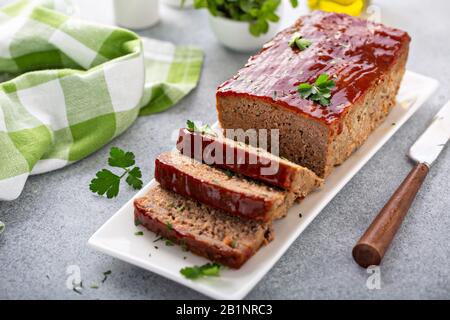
155, 151, 295, 222
134, 185, 274, 268
216, 11, 410, 178
176, 128, 323, 198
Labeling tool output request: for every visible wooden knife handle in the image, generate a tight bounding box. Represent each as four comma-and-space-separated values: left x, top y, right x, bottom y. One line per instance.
352, 162, 429, 268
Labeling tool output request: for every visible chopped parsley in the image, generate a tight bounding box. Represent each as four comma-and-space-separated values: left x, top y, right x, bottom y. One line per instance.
288, 33, 312, 51
223, 169, 235, 178
297, 74, 336, 106
102, 270, 112, 283
175, 204, 186, 212
0, 221, 5, 234
166, 222, 173, 231
180, 263, 222, 280
90, 284, 99, 289
186, 120, 217, 136
73, 287, 82, 295
165, 239, 175, 246
89, 147, 143, 198
134, 231, 144, 236
180, 240, 188, 252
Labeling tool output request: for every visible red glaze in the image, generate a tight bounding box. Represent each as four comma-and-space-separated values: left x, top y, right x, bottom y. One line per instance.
217, 11, 411, 125
134, 204, 252, 268
155, 153, 276, 221
176, 128, 297, 189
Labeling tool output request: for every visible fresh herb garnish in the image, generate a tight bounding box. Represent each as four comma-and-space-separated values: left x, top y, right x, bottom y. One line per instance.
0, 221, 5, 234
102, 270, 112, 283
165, 239, 175, 246
166, 222, 173, 231
89, 147, 143, 198
180, 263, 222, 279
135, 231, 144, 236
224, 169, 235, 178
73, 286, 82, 295
194, 0, 298, 37
90, 284, 99, 289
272, 91, 277, 100
134, 219, 142, 226
231, 240, 238, 248
186, 120, 217, 137
175, 204, 185, 212
297, 74, 336, 106
288, 33, 312, 51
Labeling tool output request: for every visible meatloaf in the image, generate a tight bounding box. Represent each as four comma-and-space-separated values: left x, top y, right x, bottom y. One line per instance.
216, 11, 410, 177
176, 128, 323, 198
134, 185, 273, 268
155, 151, 295, 221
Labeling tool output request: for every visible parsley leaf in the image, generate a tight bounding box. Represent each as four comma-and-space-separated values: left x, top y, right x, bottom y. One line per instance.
0, 221, 5, 234
223, 169, 235, 178
180, 263, 222, 279
288, 33, 312, 51
89, 169, 120, 199
297, 74, 336, 106
108, 147, 135, 168
126, 167, 143, 190
90, 147, 143, 198
186, 119, 196, 131
186, 120, 216, 137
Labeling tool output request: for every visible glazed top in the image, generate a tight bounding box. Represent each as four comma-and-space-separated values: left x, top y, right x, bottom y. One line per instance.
217, 11, 410, 125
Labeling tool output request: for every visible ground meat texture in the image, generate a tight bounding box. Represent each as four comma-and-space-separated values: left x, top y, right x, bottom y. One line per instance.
134, 185, 274, 269
216, 11, 410, 178
176, 128, 323, 198
155, 151, 295, 221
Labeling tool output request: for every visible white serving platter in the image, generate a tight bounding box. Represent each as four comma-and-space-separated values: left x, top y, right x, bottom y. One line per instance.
88, 71, 438, 300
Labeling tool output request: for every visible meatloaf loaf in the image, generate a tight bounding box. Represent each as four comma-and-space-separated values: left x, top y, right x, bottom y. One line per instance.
176, 128, 323, 198
155, 151, 295, 221
216, 11, 410, 177
134, 185, 273, 268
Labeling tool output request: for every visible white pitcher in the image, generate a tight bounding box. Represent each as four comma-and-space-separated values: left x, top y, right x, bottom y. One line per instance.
113, 0, 160, 30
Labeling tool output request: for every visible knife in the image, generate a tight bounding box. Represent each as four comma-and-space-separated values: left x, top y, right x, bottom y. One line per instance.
352, 101, 450, 268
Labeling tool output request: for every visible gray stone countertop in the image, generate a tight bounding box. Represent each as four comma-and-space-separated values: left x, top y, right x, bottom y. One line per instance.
0, 0, 449, 299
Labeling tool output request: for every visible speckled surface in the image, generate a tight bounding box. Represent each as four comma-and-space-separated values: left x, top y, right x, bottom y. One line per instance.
0, 0, 449, 300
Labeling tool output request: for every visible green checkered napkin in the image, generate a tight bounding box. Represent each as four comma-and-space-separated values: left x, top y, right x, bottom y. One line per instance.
0, 0, 203, 201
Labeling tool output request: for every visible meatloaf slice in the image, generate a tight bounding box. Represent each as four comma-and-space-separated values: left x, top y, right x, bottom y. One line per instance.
134, 185, 274, 269
155, 151, 295, 222
176, 128, 323, 198
216, 11, 410, 178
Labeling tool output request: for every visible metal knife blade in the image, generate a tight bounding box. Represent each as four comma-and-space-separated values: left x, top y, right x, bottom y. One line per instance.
409, 101, 450, 166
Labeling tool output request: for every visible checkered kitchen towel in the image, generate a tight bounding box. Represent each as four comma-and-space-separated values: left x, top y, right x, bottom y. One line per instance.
0, 0, 203, 201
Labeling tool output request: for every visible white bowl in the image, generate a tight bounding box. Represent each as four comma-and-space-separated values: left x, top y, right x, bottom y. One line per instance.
161, 0, 193, 8
208, 13, 282, 52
